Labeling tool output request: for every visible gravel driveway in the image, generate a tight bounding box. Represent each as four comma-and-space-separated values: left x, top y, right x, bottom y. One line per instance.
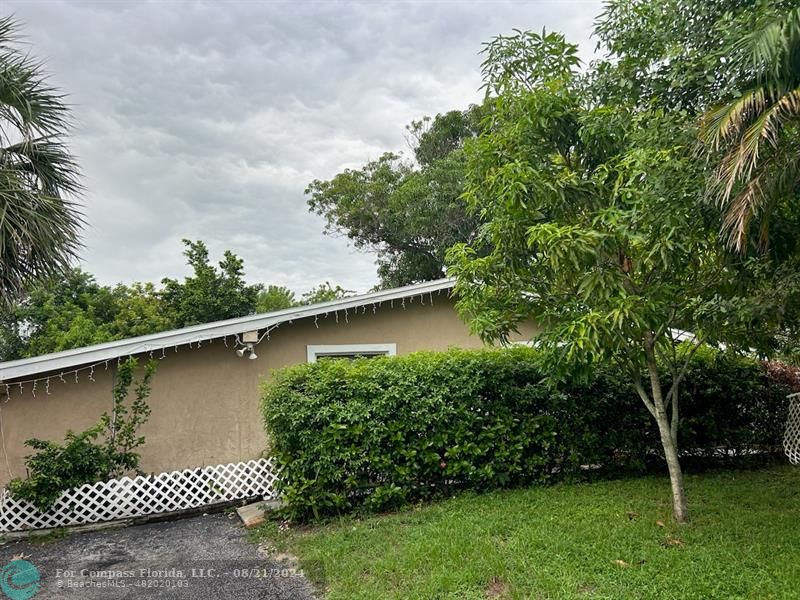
0, 513, 317, 599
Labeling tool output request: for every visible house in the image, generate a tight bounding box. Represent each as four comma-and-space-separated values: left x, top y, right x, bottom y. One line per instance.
0, 278, 537, 486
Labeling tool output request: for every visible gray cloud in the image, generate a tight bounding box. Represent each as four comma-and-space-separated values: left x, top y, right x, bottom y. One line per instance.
8, 0, 600, 294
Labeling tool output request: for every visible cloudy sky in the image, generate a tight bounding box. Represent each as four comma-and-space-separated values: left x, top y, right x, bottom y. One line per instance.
9, 0, 602, 294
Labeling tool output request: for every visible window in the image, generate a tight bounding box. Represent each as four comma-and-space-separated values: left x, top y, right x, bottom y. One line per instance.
306, 343, 397, 363
507, 340, 536, 348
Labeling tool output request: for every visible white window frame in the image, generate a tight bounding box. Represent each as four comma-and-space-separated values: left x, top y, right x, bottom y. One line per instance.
507, 340, 536, 347
306, 343, 397, 363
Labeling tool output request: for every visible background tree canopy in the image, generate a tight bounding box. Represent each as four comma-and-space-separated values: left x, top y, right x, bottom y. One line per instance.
256, 285, 297, 313
594, 1, 799, 256
0, 240, 353, 360
300, 281, 354, 305
305, 105, 487, 288
160, 239, 262, 328
0, 269, 168, 360
3, 1, 797, 378
592, 0, 798, 112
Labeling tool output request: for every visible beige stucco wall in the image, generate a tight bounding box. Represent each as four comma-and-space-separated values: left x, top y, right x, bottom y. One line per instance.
0, 297, 537, 486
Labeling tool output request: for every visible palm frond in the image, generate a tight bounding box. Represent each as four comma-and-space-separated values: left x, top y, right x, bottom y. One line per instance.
719, 145, 800, 251
2, 136, 83, 196
709, 87, 800, 204
0, 15, 20, 51
734, 7, 800, 91
699, 88, 767, 149
0, 173, 83, 299
0, 16, 82, 304
701, 6, 800, 251
0, 49, 72, 140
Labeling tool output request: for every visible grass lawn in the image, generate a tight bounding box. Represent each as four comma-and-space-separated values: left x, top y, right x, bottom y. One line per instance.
252, 465, 800, 599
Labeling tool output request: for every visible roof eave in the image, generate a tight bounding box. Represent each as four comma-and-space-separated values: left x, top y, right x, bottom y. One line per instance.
0, 278, 455, 381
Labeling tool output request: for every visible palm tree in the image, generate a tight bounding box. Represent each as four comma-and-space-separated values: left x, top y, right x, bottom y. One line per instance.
0, 16, 83, 304
700, 7, 800, 251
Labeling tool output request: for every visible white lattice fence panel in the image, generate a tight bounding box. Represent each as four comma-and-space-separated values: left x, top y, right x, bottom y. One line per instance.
0, 458, 280, 533
785, 393, 800, 465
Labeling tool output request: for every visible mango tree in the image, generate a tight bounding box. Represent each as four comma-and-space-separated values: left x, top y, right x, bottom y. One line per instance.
448, 31, 798, 522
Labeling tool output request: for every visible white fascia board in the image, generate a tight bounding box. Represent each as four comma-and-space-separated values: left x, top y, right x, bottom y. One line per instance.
0, 278, 455, 381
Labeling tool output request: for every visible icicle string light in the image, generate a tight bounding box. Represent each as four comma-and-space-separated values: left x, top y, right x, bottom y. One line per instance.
0, 337, 227, 400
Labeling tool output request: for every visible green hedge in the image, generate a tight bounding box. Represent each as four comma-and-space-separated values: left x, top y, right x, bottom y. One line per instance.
261, 347, 794, 521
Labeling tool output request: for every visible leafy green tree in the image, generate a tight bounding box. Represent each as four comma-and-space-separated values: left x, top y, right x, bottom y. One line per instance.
0, 242, 301, 359
0, 16, 83, 304
592, 0, 796, 112
110, 281, 173, 339
256, 285, 297, 313
594, 0, 800, 362
160, 239, 260, 327
406, 106, 485, 167
306, 106, 484, 287
300, 282, 353, 305
447, 31, 799, 522
700, 6, 800, 249
0, 269, 170, 360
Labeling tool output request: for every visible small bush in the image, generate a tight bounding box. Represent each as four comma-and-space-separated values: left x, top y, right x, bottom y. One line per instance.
8, 425, 112, 512
9, 357, 156, 511
261, 347, 792, 521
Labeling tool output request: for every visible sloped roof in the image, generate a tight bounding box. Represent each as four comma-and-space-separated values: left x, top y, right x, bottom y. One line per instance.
0, 278, 455, 382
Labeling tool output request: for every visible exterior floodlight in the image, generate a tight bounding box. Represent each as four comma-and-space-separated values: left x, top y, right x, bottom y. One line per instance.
235, 342, 257, 359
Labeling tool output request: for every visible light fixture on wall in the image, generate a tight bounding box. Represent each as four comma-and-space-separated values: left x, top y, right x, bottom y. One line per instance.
235, 330, 260, 360
235, 343, 258, 360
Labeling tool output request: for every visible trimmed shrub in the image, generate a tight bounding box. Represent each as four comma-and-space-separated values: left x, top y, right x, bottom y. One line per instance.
262, 347, 792, 521
676, 348, 790, 459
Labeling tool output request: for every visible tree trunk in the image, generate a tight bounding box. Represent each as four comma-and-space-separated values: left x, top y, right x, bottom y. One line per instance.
655, 412, 689, 523
644, 340, 689, 523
